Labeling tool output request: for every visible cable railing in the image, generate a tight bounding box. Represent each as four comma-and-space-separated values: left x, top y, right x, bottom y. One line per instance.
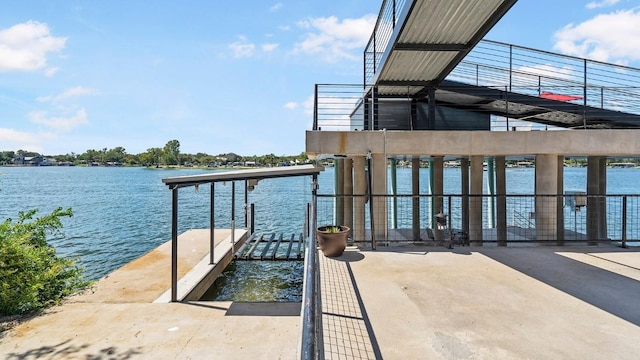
448, 40, 640, 117
316, 193, 640, 247
364, 0, 407, 86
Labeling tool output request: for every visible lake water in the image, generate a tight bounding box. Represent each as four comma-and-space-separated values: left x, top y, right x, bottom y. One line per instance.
1, 165, 639, 287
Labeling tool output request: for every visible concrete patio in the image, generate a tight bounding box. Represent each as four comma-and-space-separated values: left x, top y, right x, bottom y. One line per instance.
1, 236, 639, 359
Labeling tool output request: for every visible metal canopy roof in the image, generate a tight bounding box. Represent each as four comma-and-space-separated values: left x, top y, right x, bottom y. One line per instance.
162, 164, 324, 189
436, 80, 640, 129
373, 0, 517, 97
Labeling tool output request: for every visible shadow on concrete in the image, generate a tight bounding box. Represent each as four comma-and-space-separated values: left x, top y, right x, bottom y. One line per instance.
225, 302, 301, 316
328, 249, 365, 262
5, 339, 142, 360
183, 301, 229, 311
357, 245, 473, 256
481, 247, 640, 326
343, 262, 383, 360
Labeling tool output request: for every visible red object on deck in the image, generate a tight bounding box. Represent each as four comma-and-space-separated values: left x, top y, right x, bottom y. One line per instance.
540, 92, 583, 102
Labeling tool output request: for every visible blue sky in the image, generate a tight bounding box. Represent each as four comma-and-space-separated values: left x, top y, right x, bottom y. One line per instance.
1, 0, 639, 156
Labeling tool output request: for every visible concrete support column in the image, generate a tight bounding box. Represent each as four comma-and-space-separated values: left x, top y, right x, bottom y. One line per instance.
461, 158, 470, 238
353, 156, 366, 242
598, 158, 608, 241
335, 158, 344, 225
586, 156, 607, 243
535, 154, 559, 242
371, 154, 388, 242
432, 156, 445, 244
495, 156, 507, 246
469, 156, 484, 245
586, 156, 601, 245
556, 156, 565, 245
343, 158, 353, 235
412, 158, 421, 240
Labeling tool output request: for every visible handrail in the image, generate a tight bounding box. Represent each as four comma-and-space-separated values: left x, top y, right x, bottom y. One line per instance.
300, 175, 323, 359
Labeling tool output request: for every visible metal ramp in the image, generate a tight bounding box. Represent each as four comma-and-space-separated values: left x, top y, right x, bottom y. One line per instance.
234, 233, 305, 261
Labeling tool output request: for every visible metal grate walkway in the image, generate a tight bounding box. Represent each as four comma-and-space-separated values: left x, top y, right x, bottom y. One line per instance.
234, 233, 305, 261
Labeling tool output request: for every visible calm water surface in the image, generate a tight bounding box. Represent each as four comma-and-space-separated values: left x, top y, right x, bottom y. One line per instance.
2, 165, 639, 296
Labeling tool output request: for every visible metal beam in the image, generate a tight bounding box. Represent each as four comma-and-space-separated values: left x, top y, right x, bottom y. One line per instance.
394, 42, 468, 51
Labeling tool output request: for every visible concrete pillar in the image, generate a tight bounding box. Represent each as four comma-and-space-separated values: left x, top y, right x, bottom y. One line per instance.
432, 156, 445, 244
586, 156, 600, 245
556, 156, 565, 245
412, 158, 421, 240
535, 154, 559, 242
353, 157, 366, 242
469, 156, 484, 245
371, 154, 388, 243
343, 158, 353, 235
598, 157, 608, 241
335, 159, 344, 225
461, 158, 470, 238
495, 156, 507, 246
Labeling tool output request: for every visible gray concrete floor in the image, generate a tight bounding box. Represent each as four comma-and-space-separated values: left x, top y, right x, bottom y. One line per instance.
320, 244, 640, 359
2, 234, 640, 359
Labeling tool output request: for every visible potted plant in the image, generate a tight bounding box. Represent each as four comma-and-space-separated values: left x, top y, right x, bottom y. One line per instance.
316, 225, 350, 257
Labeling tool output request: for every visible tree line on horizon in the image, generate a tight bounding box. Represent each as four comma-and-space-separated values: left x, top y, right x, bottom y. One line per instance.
0, 139, 309, 168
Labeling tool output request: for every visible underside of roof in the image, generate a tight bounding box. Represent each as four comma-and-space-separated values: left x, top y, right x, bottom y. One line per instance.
373, 0, 518, 97
435, 80, 640, 129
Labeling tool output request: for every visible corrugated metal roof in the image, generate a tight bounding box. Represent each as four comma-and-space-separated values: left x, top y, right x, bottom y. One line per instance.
374, 0, 517, 97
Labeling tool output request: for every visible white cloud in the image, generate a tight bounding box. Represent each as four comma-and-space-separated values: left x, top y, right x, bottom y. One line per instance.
0, 128, 56, 153
29, 108, 88, 131
270, 3, 283, 12
0, 128, 40, 143
553, 9, 640, 63
0, 21, 66, 73
44, 66, 59, 77
284, 101, 297, 110
512, 64, 576, 88
37, 86, 96, 103
262, 43, 278, 52
294, 14, 377, 62
229, 36, 255, 58
586, 0, 620, 9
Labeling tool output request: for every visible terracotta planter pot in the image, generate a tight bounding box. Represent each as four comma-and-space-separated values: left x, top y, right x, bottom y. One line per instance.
316, 225, 350, 257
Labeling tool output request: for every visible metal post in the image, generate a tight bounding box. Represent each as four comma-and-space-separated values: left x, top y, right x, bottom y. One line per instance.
622, 196, 628, 248
171, 187, 179, 302
448, 196, 453, 245
231, 181, 236, 256
313, 84, 319, 130
210, 182, 215, 264
244, 180, 249, 228
250, 203, 255, 235
583, 59, 588, 129
366, 152, 376, 250
391, 159, 398, 229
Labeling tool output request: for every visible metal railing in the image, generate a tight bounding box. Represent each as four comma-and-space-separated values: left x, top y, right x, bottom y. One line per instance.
300, 180, 323, 359
315, 193, 640, 246
364, 0, 408, 86
449, 40, 640, 122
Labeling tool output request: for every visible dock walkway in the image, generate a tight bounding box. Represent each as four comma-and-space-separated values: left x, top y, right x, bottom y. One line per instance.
2, 232, 640, 359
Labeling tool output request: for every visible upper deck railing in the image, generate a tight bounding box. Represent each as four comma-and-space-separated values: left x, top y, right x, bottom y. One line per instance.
316, 38, 640, 131
364, 0, 407, 86
450, 40, 640, 116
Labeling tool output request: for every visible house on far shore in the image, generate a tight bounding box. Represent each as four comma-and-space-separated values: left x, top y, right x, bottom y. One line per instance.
13, 156, 51, 166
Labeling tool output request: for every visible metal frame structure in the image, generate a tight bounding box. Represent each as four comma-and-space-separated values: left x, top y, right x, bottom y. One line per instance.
162, 165, 324, 303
